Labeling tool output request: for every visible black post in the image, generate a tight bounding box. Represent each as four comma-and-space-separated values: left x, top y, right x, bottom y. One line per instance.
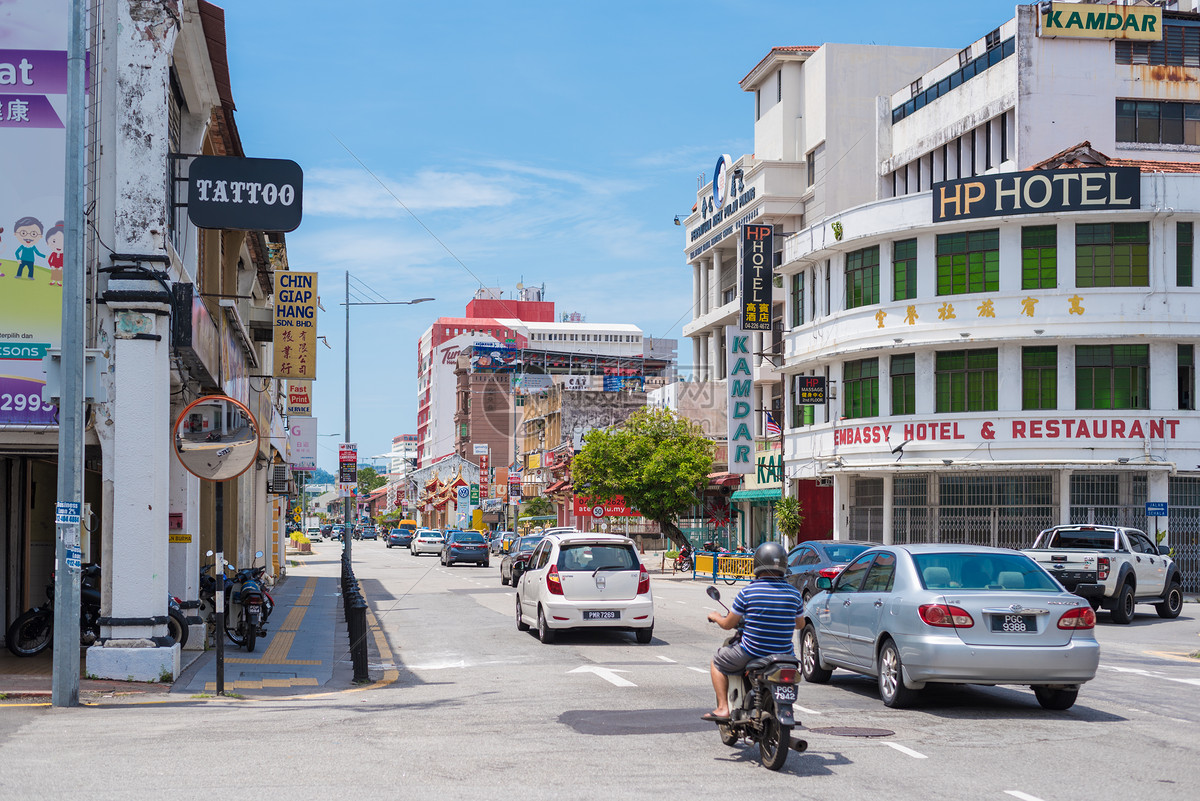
215, 479, 225, 695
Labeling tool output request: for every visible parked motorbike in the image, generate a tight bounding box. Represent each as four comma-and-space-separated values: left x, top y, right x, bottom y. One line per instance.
167, 594, 189, 649
200, 550, 267, 652
704, 585, 807, 771
5, 564, 102, 657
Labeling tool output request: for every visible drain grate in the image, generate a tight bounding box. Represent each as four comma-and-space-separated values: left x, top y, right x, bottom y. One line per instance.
809, 726, 894, 738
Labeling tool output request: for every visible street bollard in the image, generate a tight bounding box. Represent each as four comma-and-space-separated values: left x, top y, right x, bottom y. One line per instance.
348, 599, 369, 683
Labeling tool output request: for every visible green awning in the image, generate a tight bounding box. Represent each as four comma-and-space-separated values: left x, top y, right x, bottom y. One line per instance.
730, 488, 782, 503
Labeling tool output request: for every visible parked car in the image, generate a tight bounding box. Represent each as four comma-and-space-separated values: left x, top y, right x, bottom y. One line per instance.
306, 525, 323, 543
513, 531, 654, 644
1022, 524, 1182, 622
387, 528, 415, 548
786, 540, 875, 602
441, 530, 490, 567
410, 530, 444, 556
799, 544, 1101, 710
500, 535, 544, 585
490, 532, 517, 555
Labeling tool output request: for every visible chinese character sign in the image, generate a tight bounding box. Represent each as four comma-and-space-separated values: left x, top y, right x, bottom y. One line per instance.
739, 224, 773, 331
0, 1, 69, 425
272, 271, 317, 379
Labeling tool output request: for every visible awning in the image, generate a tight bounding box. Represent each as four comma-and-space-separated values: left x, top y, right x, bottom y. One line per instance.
708, 472, 743, 487
730, 488, 782, 503
545, 480, 571, 493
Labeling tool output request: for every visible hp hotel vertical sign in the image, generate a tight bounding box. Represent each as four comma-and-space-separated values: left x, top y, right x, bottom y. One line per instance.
740, 223, 774, 331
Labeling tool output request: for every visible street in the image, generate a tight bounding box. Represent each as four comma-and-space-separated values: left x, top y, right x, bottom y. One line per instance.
2, 541, 1199, 800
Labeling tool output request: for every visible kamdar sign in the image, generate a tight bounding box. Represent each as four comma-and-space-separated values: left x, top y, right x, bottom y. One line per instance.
273, 272, 318, 379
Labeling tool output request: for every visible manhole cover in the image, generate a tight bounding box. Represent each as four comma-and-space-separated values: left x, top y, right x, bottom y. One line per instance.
809, 726, 894, 738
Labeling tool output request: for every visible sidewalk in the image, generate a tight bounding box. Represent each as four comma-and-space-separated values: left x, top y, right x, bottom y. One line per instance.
172, 560, 349, 697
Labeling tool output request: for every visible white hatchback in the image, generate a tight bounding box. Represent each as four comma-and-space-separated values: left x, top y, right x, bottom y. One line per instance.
514, 532, 654, 644
411, 530, 444, 556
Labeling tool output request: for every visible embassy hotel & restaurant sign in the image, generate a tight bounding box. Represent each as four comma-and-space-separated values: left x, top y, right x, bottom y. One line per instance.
932, 167, 1140, 223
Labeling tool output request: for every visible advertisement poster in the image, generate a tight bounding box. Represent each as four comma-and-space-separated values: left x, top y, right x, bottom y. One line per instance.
288, 416, 316, 471
287, 379, 312, 416
272, 271, 317, 378
0, 1, 69, 425
573, 495, 640, 518
739, 223, 774, 331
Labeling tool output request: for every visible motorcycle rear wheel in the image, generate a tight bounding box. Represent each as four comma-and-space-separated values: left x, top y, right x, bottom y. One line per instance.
167, 608, 189, 649
758, 701, 791, 771
6, 609, 53, 657
225, 609, 246, 647
245, 610, 258, 652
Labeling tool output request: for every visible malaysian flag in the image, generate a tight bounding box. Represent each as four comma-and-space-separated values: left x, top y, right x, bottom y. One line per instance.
765, 412, 781, 438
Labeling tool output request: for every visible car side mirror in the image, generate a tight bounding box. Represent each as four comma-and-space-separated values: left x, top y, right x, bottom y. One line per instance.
1158, 544, 1171, 556
816, 577, 833, 590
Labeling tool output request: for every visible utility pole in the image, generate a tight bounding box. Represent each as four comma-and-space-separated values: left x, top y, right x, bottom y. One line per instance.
344, 270, 352, 562
51, 0, 88, 708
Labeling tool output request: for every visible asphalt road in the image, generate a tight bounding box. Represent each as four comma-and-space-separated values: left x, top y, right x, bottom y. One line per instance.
2, 539, 1199, 801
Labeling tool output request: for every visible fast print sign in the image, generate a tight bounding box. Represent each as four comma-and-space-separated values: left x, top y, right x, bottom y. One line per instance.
187, 156, 303, 232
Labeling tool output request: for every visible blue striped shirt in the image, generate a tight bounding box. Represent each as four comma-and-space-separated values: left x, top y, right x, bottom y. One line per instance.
732, 578, 804, 657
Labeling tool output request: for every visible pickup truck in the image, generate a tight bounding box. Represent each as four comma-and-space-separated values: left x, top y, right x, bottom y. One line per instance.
1023, 525, 1183, 624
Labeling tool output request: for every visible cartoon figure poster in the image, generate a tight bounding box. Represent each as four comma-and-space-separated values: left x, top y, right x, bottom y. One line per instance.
0, 0, 69, 424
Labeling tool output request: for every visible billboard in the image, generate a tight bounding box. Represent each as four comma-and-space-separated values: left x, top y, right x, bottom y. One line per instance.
1040, 3, 1161, 40
932, 168, 1140, 223
739, 223, 773, 331
471, 344, 518, 372
0, 1, 68, 425
287, 379, 312, 416
288, 416, 317, 471
573, 495, 640, 518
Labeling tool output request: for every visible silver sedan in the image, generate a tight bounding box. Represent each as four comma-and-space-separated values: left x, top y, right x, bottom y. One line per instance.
799, 544, 1100, 710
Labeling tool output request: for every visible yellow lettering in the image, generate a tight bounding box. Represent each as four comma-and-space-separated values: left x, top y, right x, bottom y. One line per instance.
995, 176, 1021, 211
939, 184, 962, 219
1109, 171, 1133, 205
1080, 173, 1106, 205
1023, 174, 1053, 208
963, 181, 986, 214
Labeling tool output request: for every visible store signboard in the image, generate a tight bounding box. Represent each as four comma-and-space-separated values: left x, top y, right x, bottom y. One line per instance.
187, 156, 303, 232
288, 416, 317, 471
573, 495, 639, 518
739, 223, 773, 331
932, 167, 1140, 223
272, 271, 317, 379
287, 380, 312, 416
796, 375, 826, 404
726, 326, 754, 474
1040, 3, 1161, 40
0, 2, 68, 425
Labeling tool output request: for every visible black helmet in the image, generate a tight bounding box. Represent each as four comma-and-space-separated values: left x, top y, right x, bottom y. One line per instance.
752, 542, 787, 577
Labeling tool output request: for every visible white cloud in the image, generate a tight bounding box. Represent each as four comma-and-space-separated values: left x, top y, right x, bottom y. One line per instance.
304, 167, 518, 218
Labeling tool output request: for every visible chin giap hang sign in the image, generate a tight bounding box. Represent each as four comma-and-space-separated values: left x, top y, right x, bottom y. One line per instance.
726, 326, 754, 474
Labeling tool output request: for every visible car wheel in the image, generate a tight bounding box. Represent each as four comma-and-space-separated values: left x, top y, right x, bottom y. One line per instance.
635, 625, 653, 644
1033, 686, 1079, 710
1110, 582, 1136, 624
482, 560, 490, 568
537, 607, 556, 644
1156, 581, 1183, 619
877, 638, 918, 708
800, 625, 832, 683
501, 570, 510, 586
516, 595, 530, 631
801, 590, 812, 606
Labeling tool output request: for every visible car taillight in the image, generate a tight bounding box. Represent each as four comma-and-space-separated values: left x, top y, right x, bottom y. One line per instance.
547, 565, 564, 595
1058, 607, 1096, 630
818, 566, 843, 578
1097, 557, 1109, 581
918, 603, 974, 628
637, 566, 650, 595
451, 543, 462, 549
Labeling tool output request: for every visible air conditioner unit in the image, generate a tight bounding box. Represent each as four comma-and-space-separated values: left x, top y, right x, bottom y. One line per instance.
269, 464, 291, 494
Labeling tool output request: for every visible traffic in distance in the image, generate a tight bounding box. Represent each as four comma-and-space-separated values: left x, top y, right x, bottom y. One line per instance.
298, 519, 1187, 772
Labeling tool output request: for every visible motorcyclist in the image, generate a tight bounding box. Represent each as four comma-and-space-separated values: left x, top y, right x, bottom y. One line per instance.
702, 541, 805, 722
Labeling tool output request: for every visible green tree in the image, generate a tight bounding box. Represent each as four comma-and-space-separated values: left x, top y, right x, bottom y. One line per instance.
774, 496, 805, 547
357, 466, 387, 495
572, 406, 714, 548
520, 495, 555, 520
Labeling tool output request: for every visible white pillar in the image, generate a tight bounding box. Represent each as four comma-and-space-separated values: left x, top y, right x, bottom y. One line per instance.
833, 475, 851, 540
882, 474, 894, 545
87, 0, 180, 682
711, 250, 723, 310
1058, 469, 1072, 526
692, 337, 702, 381
699, 258, 711, 316
709, 331, 721, 381
1148, 470, 1169, 546
692, 263, 702, 320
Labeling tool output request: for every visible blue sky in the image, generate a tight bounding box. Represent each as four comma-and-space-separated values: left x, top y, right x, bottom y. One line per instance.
224, 0, 1018, 471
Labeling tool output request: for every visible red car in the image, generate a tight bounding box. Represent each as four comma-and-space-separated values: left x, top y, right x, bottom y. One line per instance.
500, 535, 545, 586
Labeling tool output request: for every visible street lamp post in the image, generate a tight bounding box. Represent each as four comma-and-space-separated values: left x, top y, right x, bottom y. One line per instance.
341, 269, 433, 566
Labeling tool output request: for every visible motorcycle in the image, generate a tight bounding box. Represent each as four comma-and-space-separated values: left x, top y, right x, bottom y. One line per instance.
5, 565, 102, 657
673, 545, 693, 573
167, 594, 189, 649
704, 585, 807, 771
200, 550, 268, 652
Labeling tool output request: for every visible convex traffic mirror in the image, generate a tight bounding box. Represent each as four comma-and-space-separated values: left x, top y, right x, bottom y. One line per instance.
173, 395, 260, 481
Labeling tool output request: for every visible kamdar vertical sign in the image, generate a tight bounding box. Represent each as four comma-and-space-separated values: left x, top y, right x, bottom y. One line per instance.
727, 325, 754, 474
273, 272, 317, 379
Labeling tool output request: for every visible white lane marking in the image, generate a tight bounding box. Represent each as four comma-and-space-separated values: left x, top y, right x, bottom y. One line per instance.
1102, 664, 1200, 687
687, 666, 708, 674
567, 665, 636, 687
657, 655, 677, 663
794, 705, 821, 715
676, 600, 688, 605
883, 742, 927, 759
1004, 792, 1048, 801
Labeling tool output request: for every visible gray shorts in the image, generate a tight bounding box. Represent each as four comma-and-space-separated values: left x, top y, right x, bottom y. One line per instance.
712, 642, 755, 675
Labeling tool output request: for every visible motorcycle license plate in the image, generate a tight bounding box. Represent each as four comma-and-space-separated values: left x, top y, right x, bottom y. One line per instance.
773, 685, 798, 703
248, 604, 261, 614
583, 611, 619, 620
